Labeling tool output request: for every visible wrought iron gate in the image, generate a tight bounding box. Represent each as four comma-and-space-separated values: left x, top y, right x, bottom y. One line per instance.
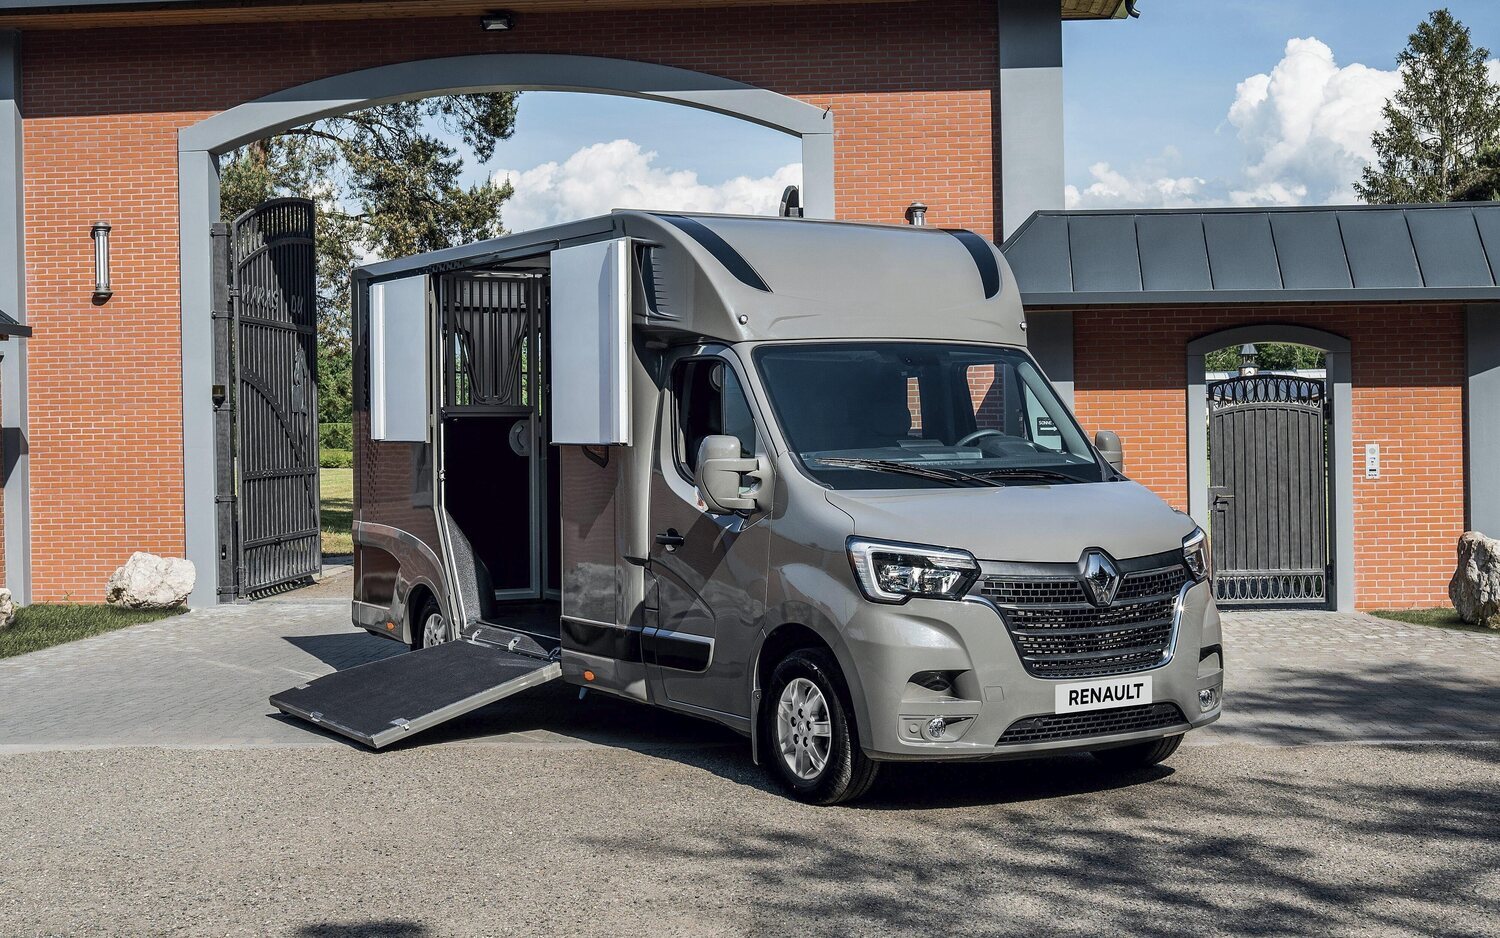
212, 198, 321, 598
1208, 374, 1330, 606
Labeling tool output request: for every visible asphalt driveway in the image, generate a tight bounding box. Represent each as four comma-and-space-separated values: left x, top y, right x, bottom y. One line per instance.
1, 600, 1496, 936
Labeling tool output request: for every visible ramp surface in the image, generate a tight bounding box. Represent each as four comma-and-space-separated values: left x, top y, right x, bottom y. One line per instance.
270, 639, 560, 748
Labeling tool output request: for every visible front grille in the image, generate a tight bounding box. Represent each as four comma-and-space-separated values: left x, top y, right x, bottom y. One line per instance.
997, 703, 1187, 745
980, 565, 1188, 679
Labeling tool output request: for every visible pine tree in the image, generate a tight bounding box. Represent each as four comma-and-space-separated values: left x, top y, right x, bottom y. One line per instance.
1356, 9, 1500, 204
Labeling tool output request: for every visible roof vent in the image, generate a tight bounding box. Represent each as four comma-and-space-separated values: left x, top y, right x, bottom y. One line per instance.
905, 202, 928, 226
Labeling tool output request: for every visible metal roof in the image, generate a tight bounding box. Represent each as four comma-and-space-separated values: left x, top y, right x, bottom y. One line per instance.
1001, 203, 1500, 305
0, 308, 30, 338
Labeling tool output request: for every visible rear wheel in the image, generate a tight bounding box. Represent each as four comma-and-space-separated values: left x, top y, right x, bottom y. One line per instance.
1090, 733, 1182, 770
762, 648, 878, 805
412, 595, 453, 650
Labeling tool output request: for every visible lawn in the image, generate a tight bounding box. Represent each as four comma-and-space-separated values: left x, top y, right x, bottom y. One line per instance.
0, 604, 186, 659
1369, 607, 1496, 634
321, 467, 353, 557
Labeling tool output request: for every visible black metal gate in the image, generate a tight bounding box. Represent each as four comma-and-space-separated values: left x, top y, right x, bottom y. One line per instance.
1208, 374, 1329, 606
212, 198, 320, 598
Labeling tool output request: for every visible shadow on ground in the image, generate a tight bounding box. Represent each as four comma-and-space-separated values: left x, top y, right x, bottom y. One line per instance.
576, 743, 1500, 936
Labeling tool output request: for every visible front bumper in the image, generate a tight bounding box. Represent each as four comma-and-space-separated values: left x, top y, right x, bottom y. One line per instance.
843, 580, 1223, 761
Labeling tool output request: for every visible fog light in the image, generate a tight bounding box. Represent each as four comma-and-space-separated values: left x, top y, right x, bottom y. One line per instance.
1198, 687, 1221, 713
925, 717, 947, 740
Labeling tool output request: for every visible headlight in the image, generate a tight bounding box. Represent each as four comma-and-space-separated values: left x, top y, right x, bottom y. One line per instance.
847, 538, 979, 604
1183, 526, 1211, 582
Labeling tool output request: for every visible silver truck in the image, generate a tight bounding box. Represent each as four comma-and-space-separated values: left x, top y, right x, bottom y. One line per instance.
271, 210, 1224, 804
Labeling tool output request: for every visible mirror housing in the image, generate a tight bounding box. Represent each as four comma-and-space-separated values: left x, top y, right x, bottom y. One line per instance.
695, 435, 761, 514
1094, 430, 1125, 472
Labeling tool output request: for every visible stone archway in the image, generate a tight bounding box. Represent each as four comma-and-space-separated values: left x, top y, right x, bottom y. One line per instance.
177, 53, 836, 603
1185, 323, 1354, 610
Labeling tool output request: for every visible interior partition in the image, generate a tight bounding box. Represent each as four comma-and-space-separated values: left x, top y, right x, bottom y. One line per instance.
437, 270, 561, 637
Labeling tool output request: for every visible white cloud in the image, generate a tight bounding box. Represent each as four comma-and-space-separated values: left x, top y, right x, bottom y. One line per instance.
1066, 151, 1210, 210
1068, 37, 1424, 209
496, 139, 802, 232
1226, 37, 1401, 205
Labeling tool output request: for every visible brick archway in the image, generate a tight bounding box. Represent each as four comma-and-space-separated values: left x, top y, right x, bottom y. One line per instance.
176, 53, 836, 603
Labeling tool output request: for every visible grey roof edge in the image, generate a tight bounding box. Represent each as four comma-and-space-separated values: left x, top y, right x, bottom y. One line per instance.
1018, 201, 1500, 219
1019, 286, 1500, 307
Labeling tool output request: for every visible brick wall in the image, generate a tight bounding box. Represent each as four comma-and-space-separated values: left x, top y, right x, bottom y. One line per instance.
16, 1, 1000, 599
1071, 304, 1467, 609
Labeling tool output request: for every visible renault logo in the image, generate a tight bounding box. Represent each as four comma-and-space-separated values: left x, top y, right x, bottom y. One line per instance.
1079, 550, 1122, 608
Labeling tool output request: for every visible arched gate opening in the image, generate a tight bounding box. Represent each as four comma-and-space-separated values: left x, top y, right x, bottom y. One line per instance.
179, 53, 836, 604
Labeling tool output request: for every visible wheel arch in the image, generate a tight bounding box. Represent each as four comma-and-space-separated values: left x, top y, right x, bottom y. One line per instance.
751, 613, 874, 759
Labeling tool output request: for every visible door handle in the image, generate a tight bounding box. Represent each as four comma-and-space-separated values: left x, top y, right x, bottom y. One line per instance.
655, 529, 685, 551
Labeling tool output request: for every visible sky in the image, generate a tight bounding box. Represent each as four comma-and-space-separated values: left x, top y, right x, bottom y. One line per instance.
441, 1, 1500, 229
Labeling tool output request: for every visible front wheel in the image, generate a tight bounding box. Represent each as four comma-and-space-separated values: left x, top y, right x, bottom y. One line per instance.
762, 648, 878, 805
1090, 733, 1182, 770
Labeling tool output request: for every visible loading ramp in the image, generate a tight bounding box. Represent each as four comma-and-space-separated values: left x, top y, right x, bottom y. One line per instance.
270, 634, 560, 749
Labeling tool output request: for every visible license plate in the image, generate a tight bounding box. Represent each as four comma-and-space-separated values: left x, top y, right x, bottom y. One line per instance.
1054, 675, 1153, 714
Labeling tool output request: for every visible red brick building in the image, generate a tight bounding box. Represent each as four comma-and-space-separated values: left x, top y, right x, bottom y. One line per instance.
0, 0, 1493, 612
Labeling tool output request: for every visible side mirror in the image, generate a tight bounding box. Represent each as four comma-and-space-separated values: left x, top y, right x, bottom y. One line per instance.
1095, 430, 1125, 472
695, 435, 761, 514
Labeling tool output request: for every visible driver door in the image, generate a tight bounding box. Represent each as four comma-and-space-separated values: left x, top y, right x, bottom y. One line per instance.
645, 353, 770, 719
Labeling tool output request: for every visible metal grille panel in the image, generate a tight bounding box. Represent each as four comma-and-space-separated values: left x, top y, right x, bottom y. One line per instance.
981, 566, 1186, 679
997, 703, 1187, 745
1208, 373, 1330, 607
229, 199, 321, 596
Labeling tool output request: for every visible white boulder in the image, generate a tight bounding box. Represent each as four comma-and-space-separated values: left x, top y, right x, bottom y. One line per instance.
1449, 531, 1500, 629
106, 552, 196, 609
0, 587, 14, 628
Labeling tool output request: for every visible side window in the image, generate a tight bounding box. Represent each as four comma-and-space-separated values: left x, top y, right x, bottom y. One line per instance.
673, 359, 756, 475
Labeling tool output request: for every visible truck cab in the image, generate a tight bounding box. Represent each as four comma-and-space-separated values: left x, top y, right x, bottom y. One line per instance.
274, 211, 1222, 805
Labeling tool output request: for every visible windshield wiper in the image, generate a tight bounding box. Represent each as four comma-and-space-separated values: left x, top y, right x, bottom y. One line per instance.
809, 457, 1005, 488
971, 467, 1083, 484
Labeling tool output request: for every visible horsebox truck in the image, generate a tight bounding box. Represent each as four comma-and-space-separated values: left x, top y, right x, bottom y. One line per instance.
270, 210, 1224, 804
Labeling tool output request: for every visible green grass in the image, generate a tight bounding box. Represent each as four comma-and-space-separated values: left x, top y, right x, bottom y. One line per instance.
321, 467, 353, 557
1368, 607, 1496, 634
0, 604, 187, 659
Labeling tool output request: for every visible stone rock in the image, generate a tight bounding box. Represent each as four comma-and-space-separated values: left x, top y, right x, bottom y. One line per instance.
1449, 531, 1500, 629
106, 552, 196, 609
0, 587, 14, 629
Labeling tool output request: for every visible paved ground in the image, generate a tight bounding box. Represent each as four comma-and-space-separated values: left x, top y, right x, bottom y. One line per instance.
1, 600, 1497, 936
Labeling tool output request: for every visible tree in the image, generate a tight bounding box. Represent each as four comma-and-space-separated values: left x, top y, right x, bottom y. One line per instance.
219, 94, 518, 425
1205, 343, 1325, 374
1356, 9, 1500, 204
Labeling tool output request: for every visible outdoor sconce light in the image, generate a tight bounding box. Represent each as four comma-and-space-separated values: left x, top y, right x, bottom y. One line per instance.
480, 10, 515, 30
905, 201, 928, 226
91, 221, 113, 303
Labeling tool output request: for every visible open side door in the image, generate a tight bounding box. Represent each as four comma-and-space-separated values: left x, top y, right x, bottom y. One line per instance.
270, 635, 560, 749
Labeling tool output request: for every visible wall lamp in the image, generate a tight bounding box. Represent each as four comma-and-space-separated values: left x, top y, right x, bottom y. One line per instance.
480, 10, 515, 30
91, 221, 113, 303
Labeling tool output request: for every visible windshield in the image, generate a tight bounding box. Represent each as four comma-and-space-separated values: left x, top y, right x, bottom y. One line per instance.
754, 342, 1107, 490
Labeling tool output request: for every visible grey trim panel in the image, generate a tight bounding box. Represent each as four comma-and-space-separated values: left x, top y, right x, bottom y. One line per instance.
1468, 305, 1500, 536
180, 54, 833, 152
0, 29, 27, 602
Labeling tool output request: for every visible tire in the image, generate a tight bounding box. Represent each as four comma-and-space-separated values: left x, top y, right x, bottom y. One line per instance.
1090, 733, 1183, 770
411, 595, 452, 650
762, 648, 879, 805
